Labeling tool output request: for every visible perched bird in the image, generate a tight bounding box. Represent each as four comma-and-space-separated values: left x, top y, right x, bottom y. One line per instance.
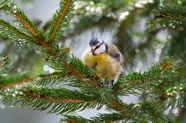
81, 38, 124, 86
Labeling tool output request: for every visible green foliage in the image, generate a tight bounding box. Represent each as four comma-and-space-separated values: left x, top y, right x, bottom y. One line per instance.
61, 100, 174, 123
48, 0, 74, 42
113, 57, 179, 97
0, 0, 186, 123
0, 72, 31, 88
0, 0, 45, 44
0, 55, 179, 123
1, 85, 104, 114
60, 115, 91, 123
0, 55, 12, 74
148, 4, 186, 30
0, 19, 34, 45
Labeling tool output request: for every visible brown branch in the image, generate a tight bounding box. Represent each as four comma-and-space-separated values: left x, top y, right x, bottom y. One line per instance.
111, 100, 124, 111
66, 121, 78, 123
113, 86, 125, 94
160, 61, 171, 73
49, 0, 72, 42
41, 42, 57, 56
24, 89, 125, 113
24, 90, 98, 103
114, 59, 174, 94
2, 10, 59, 56
40, 73, 62, 80
63, 62, 86, 84
0, 20, 33, 41
1, 77, 33, 89
0, 55, 10, 68
14, 11, 39, 38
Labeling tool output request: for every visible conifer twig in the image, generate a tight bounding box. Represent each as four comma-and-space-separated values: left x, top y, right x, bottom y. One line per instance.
0, 20, 34, 41
24, 90, 95, 103
49, 0, 72, 42
48, 0, 74, 42
1, 77, 33, 89
13, 10, 40, 38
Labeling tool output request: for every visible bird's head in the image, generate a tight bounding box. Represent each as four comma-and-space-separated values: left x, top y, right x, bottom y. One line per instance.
89, 38, 108, 55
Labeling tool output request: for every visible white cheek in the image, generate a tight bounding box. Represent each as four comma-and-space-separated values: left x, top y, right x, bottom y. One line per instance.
94, 45, 105, 54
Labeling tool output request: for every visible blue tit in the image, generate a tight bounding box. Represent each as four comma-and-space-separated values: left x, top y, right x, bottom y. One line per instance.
81, 38, 124, 85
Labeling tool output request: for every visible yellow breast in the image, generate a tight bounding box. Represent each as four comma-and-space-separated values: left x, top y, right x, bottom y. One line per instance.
81, 49, 121, 80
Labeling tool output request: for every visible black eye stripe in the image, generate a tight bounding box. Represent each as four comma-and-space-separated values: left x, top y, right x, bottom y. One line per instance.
94, 42, 104, 50
95, 45, 101, 50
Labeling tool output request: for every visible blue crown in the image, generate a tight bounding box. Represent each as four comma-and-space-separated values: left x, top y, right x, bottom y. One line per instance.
89, 38, 100, 46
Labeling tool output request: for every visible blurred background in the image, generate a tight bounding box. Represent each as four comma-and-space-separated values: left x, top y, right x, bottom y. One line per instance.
0, 0, 186, 123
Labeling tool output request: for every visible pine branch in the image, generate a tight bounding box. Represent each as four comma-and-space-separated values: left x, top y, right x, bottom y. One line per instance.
0, 0, 58, 56
48, 0, 74, 42
0, 0, 95, 88
13, 9, 44, 39
0, 20, 35, 45
0, 0, 183, 123
61, 100, 174, 123
0, 55, 12, 74
0, 58, 177, 122
0, 72, 33, 89
60, 115, 90, 123
40, 47, 97, 86
148, 4, 186, 30
1, 85, 104, 114
38, 72, 67, 86
163, 82, 186, 109
0, 0, 44, 40
113, 57, 179, 96
0, 0, 15, 12
113, 72, 143, 96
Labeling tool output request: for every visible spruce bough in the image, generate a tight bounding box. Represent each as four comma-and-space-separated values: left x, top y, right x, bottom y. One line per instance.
0, 0, 183, 123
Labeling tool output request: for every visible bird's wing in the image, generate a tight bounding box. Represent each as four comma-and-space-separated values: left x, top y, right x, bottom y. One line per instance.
107, 43, 124, 68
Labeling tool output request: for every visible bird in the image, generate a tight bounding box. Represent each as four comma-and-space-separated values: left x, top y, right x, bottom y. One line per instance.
81, 38, 124, 86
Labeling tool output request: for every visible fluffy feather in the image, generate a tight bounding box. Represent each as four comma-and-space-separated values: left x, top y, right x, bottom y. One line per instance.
82, 45, 124, 80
